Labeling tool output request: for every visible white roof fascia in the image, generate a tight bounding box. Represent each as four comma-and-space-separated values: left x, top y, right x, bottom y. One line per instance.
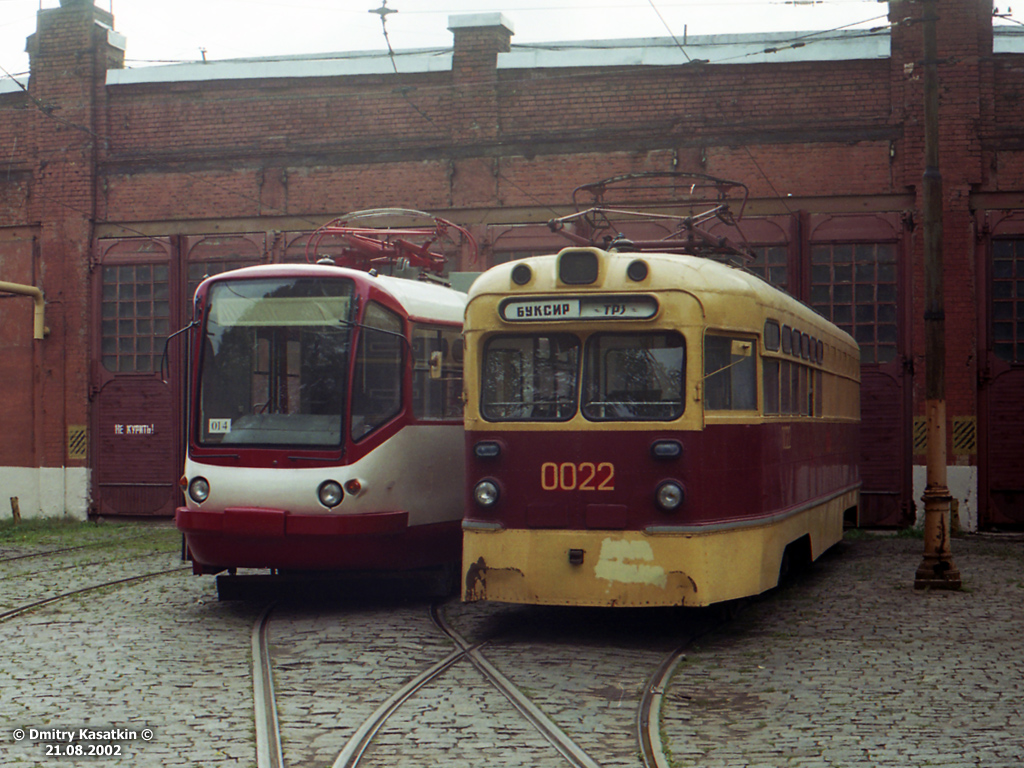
107, 49, 452, 86
0, 77, 27, 95
994, 27, 1024, 54
98, 26, 1024, 87
498, 30, 890, 70
106, 28, 127, 52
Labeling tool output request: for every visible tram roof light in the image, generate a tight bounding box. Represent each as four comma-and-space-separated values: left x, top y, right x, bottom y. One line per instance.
558, 249, 599, 285
511, 263, 532, 286
626, 259, 649, 281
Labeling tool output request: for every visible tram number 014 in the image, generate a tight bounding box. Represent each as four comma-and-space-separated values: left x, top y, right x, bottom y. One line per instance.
541, 462, 615, 491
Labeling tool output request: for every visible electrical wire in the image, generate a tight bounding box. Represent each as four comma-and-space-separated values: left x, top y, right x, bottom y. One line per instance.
646, 0, 692, 62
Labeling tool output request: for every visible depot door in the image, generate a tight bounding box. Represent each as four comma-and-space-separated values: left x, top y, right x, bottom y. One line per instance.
807, 214, 912, 527
707, 212, 912, 526
92, 238, 181, 516
980, 223, 1024, 528
91, 234, 264, 516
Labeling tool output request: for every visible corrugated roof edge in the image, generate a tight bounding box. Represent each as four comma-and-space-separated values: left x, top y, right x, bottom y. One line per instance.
0, 77, 27, 95
499, 29, 891, 68
96, 26, 1024, 87
106, 49, 453, 86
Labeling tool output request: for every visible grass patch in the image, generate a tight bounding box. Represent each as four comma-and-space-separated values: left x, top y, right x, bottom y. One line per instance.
0, 517, 178, 551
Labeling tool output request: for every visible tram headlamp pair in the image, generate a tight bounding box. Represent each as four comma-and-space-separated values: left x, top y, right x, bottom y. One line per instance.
184, 475, 346, 508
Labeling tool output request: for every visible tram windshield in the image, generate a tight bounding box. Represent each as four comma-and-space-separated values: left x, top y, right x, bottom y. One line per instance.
481, 334, 580, 421
480, 331, 685, 422
198, 277, 355, 447
581, 332, 685, 420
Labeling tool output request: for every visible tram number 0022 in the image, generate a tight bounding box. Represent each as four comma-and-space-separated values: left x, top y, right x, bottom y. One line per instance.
541, 462, 615, 491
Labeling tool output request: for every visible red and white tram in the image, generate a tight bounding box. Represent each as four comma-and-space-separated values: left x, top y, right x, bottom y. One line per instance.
176, 214, 469, 587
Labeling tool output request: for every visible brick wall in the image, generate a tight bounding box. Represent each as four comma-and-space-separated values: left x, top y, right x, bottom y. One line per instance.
1, 0, 1022, 519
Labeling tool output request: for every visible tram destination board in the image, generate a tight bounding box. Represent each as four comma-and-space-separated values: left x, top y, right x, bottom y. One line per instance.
500, 295, 658, 322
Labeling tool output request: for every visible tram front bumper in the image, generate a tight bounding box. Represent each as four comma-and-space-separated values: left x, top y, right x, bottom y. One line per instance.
176, 506, 459, 573
461, 527, 720, 608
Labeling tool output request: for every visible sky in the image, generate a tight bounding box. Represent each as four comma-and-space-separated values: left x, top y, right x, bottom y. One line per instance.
0, 0, 1020, 80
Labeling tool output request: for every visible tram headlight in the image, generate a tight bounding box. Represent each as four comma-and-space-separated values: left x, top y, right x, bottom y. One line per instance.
474, 479, 500, 508
188, 477, 210, 504
318, 480, 344, 508
655, 481, 684, 512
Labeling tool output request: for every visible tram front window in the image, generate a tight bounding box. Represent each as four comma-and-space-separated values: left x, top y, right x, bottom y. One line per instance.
480, 331, 685, 422
198, 277, 354, 447
481, 334, 580, 421
582, 332, 685, 421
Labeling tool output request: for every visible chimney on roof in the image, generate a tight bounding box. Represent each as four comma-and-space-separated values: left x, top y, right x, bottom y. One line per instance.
448, 13, 514, 84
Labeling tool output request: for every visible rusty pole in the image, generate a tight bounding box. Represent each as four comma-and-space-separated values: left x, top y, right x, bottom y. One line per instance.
914, 0, 961, 590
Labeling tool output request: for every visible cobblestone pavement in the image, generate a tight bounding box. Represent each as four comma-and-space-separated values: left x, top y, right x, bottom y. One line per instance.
2, 525, 1021, 768
662, 535, 1024, 768
440, 600, 720, 768
265, 593, 708, 767
1, 525, 260, 767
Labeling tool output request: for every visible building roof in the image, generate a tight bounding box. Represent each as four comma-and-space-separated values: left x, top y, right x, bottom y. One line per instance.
103, 27, 893, 88
1, 22, 1018, 94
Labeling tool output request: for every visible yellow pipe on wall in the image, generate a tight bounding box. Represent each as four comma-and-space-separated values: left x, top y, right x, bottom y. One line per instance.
0, 281, 47, 340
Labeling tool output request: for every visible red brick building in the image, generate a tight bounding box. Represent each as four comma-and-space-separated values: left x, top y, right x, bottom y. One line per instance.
1, 0, 1022, 528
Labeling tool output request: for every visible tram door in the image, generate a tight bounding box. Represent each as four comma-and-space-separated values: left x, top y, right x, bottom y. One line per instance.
980, 224, 1024, 528
91, 235, 263, 516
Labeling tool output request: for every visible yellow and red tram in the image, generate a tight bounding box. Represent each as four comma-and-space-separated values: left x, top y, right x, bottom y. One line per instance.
461, 246, 860, 608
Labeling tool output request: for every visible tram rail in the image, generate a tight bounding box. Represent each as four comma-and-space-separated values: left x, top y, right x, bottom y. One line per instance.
251, 598, 733, 768
0, 566, 189, 624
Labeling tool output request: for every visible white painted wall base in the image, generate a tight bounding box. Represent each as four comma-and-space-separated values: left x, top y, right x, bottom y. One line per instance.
912, 465, 978, 533
0, 467, 91, 521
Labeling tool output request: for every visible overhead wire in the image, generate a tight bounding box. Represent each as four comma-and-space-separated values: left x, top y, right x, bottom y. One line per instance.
646, 0, 796, 217
369, 1, 443, 129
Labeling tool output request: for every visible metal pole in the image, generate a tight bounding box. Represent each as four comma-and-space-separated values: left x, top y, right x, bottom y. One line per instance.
914, 0, 960, 590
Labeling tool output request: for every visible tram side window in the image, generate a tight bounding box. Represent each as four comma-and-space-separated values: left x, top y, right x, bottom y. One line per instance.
412, 325, 464, 420
351, 302, 403, 440
581, 332, 685, 421
481, 334, 579, 421
763, 358, 818, 417
704, 335, 756, 411
763, 358, 780, 414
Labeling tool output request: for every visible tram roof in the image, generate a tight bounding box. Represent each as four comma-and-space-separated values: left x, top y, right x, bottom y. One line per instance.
467, 248, 857, 349
197, 262, 466, 324
370, 271, 467, 324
